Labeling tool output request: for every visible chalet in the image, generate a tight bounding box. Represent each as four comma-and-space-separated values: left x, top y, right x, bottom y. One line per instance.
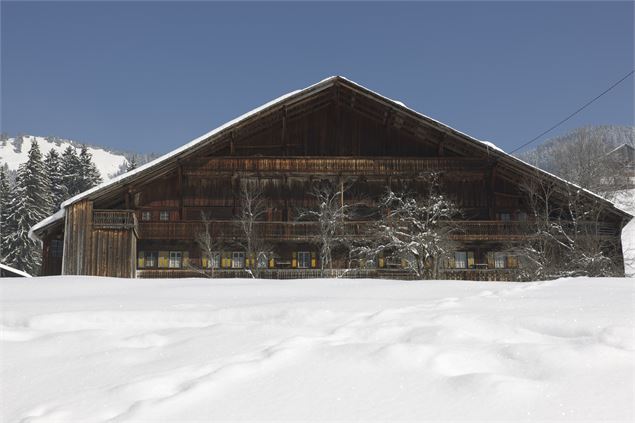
29, 76, 632, 280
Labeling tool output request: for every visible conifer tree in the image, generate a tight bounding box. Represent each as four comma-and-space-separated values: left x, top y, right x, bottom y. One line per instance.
4, 140, 51, 274
44, 149, 66, 210
0, 166, 13, 262
78, 145, 102, 192
126, 155, 138, 172
61, 145, 81, 197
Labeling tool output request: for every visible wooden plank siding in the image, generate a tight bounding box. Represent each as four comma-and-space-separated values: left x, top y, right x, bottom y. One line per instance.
62, 200, 93, 275
61, 202, 137, 277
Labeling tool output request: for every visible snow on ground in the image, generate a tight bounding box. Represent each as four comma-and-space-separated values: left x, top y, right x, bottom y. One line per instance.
0, 136, 128, 180
1, 277, 633, 422
614, 188, 635, 277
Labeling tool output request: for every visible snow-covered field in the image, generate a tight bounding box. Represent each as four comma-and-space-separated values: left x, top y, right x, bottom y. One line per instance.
1, 277, 633, 422
0, 136, 128, 180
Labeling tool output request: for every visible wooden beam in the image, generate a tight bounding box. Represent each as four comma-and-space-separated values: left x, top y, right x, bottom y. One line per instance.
438, 133, 447, 157
177, 164, 184, 220
281, 106, 287, 156
488, 163, 497, 220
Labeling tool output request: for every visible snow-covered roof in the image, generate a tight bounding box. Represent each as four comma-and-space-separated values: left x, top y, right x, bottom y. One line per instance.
29, 208, 66, 241
29, 75, 632, 240
0, 263, 32, 277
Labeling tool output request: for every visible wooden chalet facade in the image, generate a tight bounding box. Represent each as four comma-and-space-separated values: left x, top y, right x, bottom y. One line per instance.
30, 76, 632, 280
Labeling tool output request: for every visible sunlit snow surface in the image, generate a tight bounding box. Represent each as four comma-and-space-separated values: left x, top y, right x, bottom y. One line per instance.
0, 136, 128, 180
2, 277, 633, 422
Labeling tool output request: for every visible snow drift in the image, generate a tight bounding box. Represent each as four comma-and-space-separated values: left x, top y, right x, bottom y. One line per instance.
1, 276, 633, 422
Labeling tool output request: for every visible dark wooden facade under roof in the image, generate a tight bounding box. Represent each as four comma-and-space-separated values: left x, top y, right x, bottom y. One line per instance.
31, 76, 632, 280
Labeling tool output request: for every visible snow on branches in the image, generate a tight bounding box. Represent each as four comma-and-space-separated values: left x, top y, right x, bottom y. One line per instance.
354, 173, 461, 279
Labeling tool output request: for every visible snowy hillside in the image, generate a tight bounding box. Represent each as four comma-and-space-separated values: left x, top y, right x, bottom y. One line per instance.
2, 276, 633, 421
0, 135, 128, 180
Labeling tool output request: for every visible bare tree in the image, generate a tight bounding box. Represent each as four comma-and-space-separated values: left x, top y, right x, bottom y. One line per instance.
355, 173, 461, 279
195, 211, 224, 278
297, 179, 352, 274
237, 180, 269, 277
517, 126, 634, 199
512, 177, 622, 280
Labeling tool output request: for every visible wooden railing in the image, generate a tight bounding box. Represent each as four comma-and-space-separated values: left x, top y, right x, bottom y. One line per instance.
93, 210, 137, 231
135, 220, 518, 241
439, 268, 523, 282
136, 219, 618, 241
183, 157, 486, 176
136, 267, 523, 281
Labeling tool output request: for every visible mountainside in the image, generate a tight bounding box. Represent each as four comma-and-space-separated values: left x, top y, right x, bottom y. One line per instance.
0, 135, 156, 181
514, 125, 634, 204
515, 125, 634, 174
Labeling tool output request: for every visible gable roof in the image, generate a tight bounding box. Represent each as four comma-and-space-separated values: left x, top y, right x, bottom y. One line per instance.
30, 76, 632, 241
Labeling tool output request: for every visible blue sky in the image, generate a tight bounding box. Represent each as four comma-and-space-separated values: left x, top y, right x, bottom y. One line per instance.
2, 1, 633, 154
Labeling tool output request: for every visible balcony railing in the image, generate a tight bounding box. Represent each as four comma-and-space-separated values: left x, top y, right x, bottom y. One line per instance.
136, 219, 618, 241
93, 210, 138, 231
183, 157, 487, 176
136, 267, 523, 281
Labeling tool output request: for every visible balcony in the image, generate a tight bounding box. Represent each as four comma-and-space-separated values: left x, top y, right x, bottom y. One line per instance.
93, 210, 138, 231
183, 157, 486, 176
136, 220, 532, 241
136, 219, 618, 242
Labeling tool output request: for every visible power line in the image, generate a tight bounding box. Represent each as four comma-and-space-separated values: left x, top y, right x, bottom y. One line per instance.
509, 70, 634, 154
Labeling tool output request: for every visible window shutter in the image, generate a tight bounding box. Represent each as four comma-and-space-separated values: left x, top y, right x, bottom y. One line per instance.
159, 251, 169, 268
486, 252, 494, 269
467, 252, 475, 268
202, 256, 208, 268
292, 252, 297, 268
508, 255, 518, 268
138, 251, 145, 268
311, 252, 317, 268
269, 257, 275, 268
183, 251, 189, 267
378, 257, 384, 268
222, 252, 229, 268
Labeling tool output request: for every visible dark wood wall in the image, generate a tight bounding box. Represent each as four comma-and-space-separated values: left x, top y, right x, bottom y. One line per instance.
61, 200, 136, 277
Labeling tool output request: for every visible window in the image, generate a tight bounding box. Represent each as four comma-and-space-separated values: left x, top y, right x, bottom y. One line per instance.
51, 240, 63, 258
207, 252, 220, 269
494, 252, 506, 269
169, 251, 182, 268
232, 252, 245, 268
297, 251, 311, 269
500, 213, 511, 222
145, 252, 158, 268
454, 252, 467, 269
257, 252, 268, 269
141, 211, 152, 221
160, 211, 170, 221
518, 212, 528, 222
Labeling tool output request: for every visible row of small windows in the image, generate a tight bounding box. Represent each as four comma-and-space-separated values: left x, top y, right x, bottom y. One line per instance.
141, 211, 171, 222
137, 251, 317, 269
450, 251, 518, 269
137, 250, 517, 270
